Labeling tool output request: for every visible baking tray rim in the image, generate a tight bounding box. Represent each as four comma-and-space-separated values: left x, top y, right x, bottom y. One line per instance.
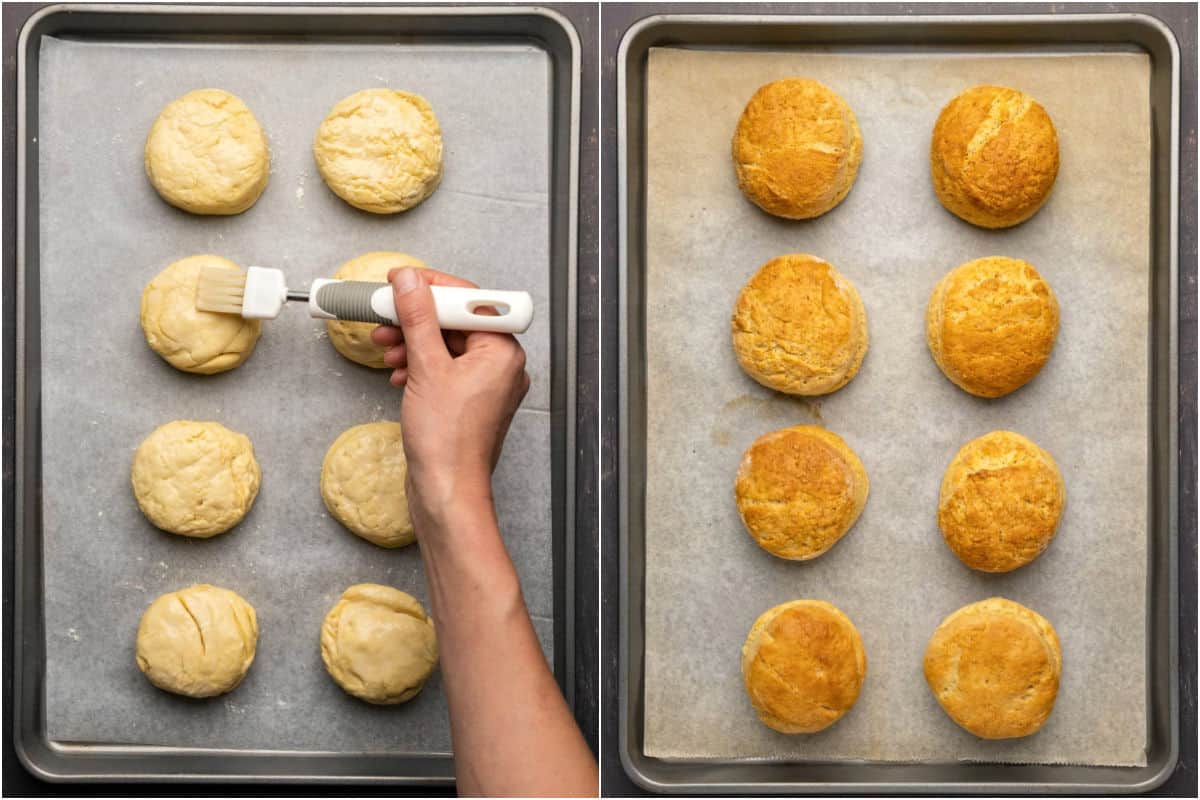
13, 1, 581, 784
617, 12, 1180, 795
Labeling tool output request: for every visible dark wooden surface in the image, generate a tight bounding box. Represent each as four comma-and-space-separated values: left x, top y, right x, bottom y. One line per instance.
1, 1, 598, 795
600, 2, 1197, 796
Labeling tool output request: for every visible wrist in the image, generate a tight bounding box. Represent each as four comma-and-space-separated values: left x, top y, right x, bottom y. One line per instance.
407, 462, 493, 512
410, 482, 502, 555
416, 503, 523, 605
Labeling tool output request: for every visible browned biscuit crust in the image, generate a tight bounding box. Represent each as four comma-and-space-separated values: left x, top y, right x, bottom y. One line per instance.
930, 85, 1059, 228
732, 79, 863, 219
735, 426, 869, 560
924, 597, 1062, 739
732, 254, 868, 396
939, 430, 1065, 572
926, 256, 1059, 398
742, 599, 867, 733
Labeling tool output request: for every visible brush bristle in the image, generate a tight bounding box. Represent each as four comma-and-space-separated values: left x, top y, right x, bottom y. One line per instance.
195, 266, 247, 314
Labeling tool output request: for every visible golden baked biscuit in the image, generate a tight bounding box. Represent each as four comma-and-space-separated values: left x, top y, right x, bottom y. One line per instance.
926, 257, 1059, 398
314, 89, 443, 214
321, 584, 438, 704
735, 426, 869, 560
141, 255, 262, 375
136, 584, 258, 698
131, 420, 261, 538
732, 254, 868, 396
144, 89, 269, 215
939, 430, 1065, 572
924, 597, 1061, 739
732, 78, 863, 219
931, 85, 1059, 228
321, 422, 414, 548
325, 252, 428, 369
741, 599, 866, 733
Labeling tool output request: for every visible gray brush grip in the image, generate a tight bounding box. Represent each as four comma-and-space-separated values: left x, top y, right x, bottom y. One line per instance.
314, 281, 391, 324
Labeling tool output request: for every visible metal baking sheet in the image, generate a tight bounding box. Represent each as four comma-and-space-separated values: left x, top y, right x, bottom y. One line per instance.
618, 14, 1179, 794
14, 3, 579, 784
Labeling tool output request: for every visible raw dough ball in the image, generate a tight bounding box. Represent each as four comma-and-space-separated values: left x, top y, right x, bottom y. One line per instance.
741, 599, 866, 733
939, 430, 1065, 572
931, 85, 1059, 228
313, 89, 443, 214
144, 89, 270, 215
321, 422, 414, 548
735, 425, 869, 560
925, 256, 1059, 398
131, 420, 261, 538
732, 254, 868, 396
325, 252, 427, 369
321, 584, 438, 704
136, 584, 258, 698
141, 255, 262, 374
924, 597, 1062, 739
732, 78, 863, 219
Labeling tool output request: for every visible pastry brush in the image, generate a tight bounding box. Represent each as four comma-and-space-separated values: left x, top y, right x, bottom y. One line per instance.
195, 266, 534, 333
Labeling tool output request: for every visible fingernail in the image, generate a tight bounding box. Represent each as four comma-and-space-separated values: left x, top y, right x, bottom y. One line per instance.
392, 268, 421, 295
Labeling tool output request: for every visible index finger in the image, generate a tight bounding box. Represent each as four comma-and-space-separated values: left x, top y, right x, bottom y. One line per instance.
386, 267, 478, 290
376, 268, 482, 342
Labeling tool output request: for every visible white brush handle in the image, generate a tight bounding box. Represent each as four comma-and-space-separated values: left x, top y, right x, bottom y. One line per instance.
308, 279, 534, 334
424, 286, 535, 334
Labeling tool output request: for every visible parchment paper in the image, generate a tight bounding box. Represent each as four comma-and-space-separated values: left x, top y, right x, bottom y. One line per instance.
643, 48, 1150, 766
39, 36, 555, 752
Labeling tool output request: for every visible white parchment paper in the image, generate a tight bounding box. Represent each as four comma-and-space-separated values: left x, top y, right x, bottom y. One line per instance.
643, 47, 1150, 766
39, 36, 555, 753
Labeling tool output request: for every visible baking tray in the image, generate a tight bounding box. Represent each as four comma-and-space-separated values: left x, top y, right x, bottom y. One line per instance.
618, 14, 1179, 794
14, 3, 579, 784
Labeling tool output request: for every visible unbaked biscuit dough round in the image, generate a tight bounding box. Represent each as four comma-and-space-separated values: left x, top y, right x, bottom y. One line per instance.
144, 89, 270, 215
131, 420, 261, 538
141, 255, 262, 374
732, 254, 868, 396
136, 584, 258, 698
321, 584, 438, 704
321, 422, 414, 548
313, 89, 443, 214
325, 252, 427, 368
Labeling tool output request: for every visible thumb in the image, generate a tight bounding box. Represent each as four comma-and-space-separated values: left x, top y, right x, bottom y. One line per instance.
389, 268, 449, 369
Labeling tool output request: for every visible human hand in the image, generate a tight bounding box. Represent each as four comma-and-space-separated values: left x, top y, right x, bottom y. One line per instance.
371, 267, 531, 523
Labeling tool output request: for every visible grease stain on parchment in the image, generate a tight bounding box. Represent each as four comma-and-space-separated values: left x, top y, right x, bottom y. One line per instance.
711, 393, 825, 446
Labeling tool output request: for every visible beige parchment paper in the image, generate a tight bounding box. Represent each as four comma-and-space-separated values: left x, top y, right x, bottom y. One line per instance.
643, 47, 1151, 765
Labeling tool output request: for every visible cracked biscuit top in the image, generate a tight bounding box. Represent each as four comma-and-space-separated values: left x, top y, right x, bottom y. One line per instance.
741, 599, 866, 733
735, 425, 869, 561
938, 430, 1065, 573
732, 78, 863, 219
131, 420, 261, 538
144, 89, 270, 215
320, 584, 438, 705
140, 255, 262, 375
314, 89, 443, 214
136, 584, 258, 698
732, 254, 868, 397
924, 597, 1061, 739
930, 85, 1059, 228
321, 422, 415, 549
925, 256, 1059, 398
